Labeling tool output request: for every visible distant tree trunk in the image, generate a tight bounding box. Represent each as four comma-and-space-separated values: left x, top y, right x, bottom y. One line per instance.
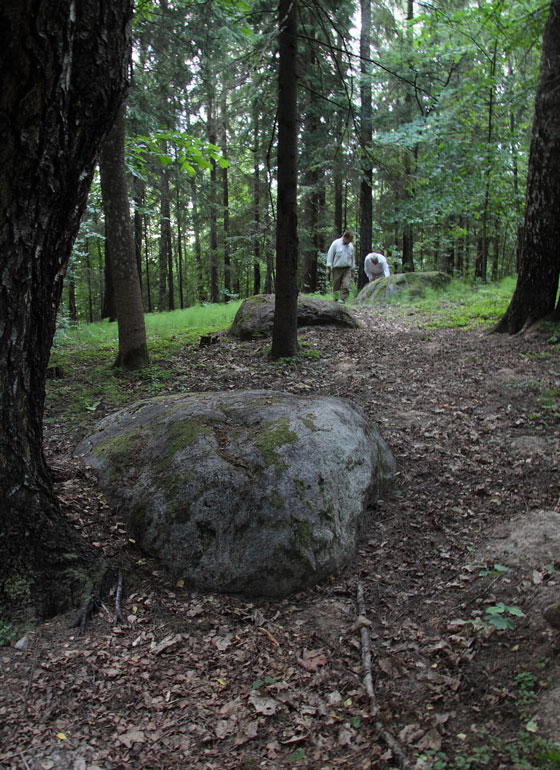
495, 0, 560, 333
143, 213, 153, 313
358, 0, 373, 291
253, 104, 262, 296
221, 90, 231, 301
158, 165, 172, 310
208, 92, 219, 303
270, 0, 299, 360
132, 175, 144, 289
99, 103, 149, 370
102, 232, 117, 321
176, 190, 185, 308
476, 39, 497, 282
190, 179, 205, 303
0, 0, 132, 621
67, 276, 77, 323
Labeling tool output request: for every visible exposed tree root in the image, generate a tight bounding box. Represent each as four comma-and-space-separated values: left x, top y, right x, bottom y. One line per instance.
72, 566, 125, 635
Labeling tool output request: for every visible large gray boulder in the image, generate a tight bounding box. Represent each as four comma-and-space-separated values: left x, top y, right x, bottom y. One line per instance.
355, 270, 452, 306
75, 390, 395, 598
229, 294, 361, 340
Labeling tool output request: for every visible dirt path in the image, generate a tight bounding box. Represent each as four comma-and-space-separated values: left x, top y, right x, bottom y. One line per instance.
1, 307, 559, 769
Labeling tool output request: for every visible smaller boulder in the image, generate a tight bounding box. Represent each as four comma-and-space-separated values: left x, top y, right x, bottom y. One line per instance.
229, 294, 360, 340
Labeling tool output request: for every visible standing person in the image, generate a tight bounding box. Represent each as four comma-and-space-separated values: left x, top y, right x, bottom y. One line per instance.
326, 230, 355, 303
364, 251, 391, 281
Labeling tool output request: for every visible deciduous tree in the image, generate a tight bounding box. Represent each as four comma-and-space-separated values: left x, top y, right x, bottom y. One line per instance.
0, 0, 132, 620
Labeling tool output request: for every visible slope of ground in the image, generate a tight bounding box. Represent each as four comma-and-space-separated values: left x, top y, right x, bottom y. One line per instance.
1, 306, 559, 769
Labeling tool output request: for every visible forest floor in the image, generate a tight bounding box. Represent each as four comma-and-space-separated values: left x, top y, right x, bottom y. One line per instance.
2, 304, 560, 770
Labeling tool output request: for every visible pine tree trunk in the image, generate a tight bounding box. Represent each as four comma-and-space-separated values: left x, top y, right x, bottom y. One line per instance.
358, 0, 373, 290
270, 0, 299, 360
99, 103, 149, 370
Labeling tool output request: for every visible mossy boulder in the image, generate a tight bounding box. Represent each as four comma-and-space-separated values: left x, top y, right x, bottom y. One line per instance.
229, 294, 361, 340
355, 271, 452, 306
75, 390, 395, 598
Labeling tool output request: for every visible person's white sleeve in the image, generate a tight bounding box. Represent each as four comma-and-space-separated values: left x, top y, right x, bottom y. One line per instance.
326, 241, 335, 268
383, 259, 390, 277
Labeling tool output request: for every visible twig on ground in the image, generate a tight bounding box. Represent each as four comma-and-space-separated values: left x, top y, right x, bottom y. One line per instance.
356, 583, 412, 770
113, 568, 124, 626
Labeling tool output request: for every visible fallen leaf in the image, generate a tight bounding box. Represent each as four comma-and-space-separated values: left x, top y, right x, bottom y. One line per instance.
296, 648, 328, 672
248, 691, 280, 715
118, 728, 145, 748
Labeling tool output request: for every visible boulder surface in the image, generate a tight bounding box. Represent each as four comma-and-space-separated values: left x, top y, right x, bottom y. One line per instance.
75, 390, 395, 597
355, 271, 452, 306
229, 294, 360, 340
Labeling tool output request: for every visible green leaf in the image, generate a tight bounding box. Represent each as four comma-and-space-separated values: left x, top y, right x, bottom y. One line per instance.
288, 748, 306, 763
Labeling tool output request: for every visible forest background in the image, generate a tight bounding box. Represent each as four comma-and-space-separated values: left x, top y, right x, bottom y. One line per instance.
66, 0, 548, 327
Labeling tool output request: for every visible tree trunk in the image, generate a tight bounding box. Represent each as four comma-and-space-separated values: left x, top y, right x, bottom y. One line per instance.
401, 0, 415, 274
358, 0, 373, 291
99, 102, 149, 370
270, 0, 299, 360
495, 0, 560, 333
253, 104, 262, 296
0, 0, 132, 621
208, 91, 220, 304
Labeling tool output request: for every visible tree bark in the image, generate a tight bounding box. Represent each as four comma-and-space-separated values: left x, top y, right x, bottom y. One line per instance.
270, 0, 299, 360
358, 0, 373, 290
0, 0, 132, 620
495, 0, 560, 333
99, 102, 149, 370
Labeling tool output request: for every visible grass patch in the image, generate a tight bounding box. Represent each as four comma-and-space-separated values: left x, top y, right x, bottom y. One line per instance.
47, 302, 242, 439
385, 277, 516, 330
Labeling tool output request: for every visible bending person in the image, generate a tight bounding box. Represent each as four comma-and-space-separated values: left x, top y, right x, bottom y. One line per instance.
364, 252, 390, 281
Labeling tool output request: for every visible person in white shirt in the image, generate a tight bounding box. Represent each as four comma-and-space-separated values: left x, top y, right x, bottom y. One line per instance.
326, 230, 355, 303
364, 252, 390, 281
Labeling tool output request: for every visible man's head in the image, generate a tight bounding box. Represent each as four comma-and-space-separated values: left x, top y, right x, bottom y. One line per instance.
371, 256, 379, 265
342, 230, 353, 244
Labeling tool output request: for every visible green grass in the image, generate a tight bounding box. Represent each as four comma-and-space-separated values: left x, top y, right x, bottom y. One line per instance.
47, 301, 242, 440
53, 301, 242, 354
385, 277, 517, 329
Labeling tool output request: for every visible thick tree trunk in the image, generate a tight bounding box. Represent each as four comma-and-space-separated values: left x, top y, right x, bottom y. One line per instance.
495, 0, 560, 333
99, 103, 149, 370
271, 0, 299, 360
0, 0, 132, 620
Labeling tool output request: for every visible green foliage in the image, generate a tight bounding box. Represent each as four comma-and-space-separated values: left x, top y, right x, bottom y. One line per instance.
420, 730, 560, 769
475, 563, 511, 578
513, 671, 539, 706
486, 602, 525, 630
0, 620, 16, 647
128, 128, 228, 178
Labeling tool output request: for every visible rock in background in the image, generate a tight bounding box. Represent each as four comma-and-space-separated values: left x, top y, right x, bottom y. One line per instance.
355, 271, 452, 306
75, 390, 395, 598
229, 294, 361, 340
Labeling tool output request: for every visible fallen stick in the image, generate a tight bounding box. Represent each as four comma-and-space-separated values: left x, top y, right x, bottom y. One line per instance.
356, 583, 412, 770
113, 568, 124, 626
